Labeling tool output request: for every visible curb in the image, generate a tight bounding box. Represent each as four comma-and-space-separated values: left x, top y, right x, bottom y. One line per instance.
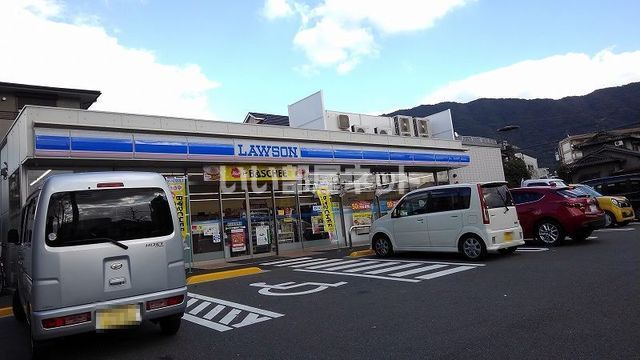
349, 249, 375, 258
186, 267, 263, 285
0, 307, 12, 318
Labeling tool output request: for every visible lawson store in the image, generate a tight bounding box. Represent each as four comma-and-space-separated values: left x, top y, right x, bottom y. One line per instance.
0, 102, 470, 265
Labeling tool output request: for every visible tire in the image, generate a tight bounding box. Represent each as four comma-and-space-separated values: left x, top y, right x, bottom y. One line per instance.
536, 220, 565, 246
12, 291, 26, 323
604, 211, 616, 228
498, 246, 518, 255
459, 235, 487, 260
372, 235, 393, 258
159, 314, 182, 335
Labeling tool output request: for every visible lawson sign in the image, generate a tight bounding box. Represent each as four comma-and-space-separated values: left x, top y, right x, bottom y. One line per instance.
236, 142, 300, 159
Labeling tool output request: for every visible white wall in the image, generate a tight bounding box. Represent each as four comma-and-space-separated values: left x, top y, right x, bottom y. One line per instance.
450, 145, 505, 183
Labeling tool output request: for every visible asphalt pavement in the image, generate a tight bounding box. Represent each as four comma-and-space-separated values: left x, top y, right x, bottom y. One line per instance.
1, 224, 638, 359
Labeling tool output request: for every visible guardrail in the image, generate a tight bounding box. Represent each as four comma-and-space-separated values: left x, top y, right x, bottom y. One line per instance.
348, 225, 370, 248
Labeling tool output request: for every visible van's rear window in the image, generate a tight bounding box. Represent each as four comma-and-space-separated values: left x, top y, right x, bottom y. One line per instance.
45, 188, 174, 247
481, 184, 514, 209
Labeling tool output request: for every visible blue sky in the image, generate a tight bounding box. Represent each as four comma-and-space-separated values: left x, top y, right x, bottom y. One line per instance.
1, 0, 640, 121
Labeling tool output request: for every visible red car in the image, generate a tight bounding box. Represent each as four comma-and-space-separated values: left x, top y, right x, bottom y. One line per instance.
510, 187, 606, 245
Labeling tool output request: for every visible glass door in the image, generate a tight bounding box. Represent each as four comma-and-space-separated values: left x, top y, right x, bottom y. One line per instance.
274, 182, 300, 251
221, 188, 250, 258
188, 173, 225, 262
249, 185, 276, 255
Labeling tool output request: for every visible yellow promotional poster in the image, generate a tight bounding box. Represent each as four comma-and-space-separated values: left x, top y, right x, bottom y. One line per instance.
315, 188, 336, 232
166, 176, 188, 240
203, 165, 308, 182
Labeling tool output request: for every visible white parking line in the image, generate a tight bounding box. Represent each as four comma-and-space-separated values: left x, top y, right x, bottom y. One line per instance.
365, 262, 423, 275
260, 257, 313, 266
274, 258, 329, 267
594, 228, 635, 232
516, 247, 549, 252
343, 262, 400, 273
389, 264, 448, 277
417, 266, 476, 280
305, 260, 360, 270
289, 258, 344, 268
295, 269, 420, 283
358, 258, 486, 267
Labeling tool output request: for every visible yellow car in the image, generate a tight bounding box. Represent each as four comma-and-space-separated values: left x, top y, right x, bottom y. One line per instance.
572, 184, 636, 227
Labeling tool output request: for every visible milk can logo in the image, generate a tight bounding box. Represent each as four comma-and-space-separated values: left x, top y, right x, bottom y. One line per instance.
236, 143, 299, 158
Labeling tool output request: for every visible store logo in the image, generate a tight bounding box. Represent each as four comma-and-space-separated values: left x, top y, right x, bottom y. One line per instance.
236, 144, 299, 158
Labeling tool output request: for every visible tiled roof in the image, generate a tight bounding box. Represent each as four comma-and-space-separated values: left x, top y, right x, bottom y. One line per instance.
245, 112, 290, 126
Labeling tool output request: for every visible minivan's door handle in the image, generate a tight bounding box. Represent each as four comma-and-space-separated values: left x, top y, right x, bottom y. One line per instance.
451, 215, 459, 218
416, 218, 424, 223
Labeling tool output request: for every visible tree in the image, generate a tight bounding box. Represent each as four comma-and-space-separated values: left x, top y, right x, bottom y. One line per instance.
503, 157, 530, 188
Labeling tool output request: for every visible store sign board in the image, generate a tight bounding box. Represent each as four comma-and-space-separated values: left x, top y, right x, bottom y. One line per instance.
204, 165, 308, 181
166, 176, 188, 240
315, 188, 336, 232
236, 141, 300, 159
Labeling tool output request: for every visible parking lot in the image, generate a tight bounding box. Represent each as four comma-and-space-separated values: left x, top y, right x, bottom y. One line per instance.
1, 224, 638, 359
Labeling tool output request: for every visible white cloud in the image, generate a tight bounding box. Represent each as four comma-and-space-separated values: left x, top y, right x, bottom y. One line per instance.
263, 0, 294, 19
422, 49, 640, 104
0, 0, 219, 119
268, 0, 469, 74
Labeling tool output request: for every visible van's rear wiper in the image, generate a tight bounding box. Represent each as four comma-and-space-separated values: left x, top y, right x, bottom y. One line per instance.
105, 238, 129, 250
495, 190, 510, 213
71, 237, 129, 250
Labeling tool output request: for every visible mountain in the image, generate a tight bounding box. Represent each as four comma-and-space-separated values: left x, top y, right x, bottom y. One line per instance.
386, 82, 640, 168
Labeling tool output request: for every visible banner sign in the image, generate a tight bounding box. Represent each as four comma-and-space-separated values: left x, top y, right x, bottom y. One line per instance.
166, 176, 188, 240
315, 188, 336, 232
203, 165, 308, 182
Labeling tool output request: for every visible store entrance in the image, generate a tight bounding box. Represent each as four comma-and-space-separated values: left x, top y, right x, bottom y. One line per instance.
249, 185, 276, 256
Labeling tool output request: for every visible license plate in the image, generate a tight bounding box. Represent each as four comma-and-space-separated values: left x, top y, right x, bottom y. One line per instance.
96, 304, 141, 330
504, 232, 513, 241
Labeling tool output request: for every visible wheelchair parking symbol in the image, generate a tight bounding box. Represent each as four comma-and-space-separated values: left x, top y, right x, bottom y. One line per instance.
249, 281, 348, 296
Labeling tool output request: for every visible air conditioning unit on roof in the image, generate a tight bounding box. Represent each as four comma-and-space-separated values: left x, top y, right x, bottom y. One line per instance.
351, 125, 368, 133
393, 115, 413, 136
337, 114, 350, 130
413, 117, 430, 138
374, 127, 392, 135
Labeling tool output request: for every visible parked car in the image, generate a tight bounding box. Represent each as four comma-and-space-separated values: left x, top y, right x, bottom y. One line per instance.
521, 178, 567, 187
583, 173, 640, 220
8, 172, 187, 354
571, 184, 635, 227
369, 182, 524, 260
510, 187, 606, 245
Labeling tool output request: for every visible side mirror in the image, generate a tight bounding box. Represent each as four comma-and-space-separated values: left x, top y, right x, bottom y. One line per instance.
7, 229, 19, 244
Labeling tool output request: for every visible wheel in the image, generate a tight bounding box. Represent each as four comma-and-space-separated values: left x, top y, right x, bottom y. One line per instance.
604, 211, 616, 227
12, 291, 26, 323
372, 235, 393, 258
572, 230, 593, 242
498, 246, 518, 255
159, 314, 182, 335
459, 235, 486, 260
536, 220, 565, 245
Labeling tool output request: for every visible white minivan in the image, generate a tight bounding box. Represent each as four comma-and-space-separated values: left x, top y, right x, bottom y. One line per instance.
8, 172, 187, 354
369, 182, 524, 260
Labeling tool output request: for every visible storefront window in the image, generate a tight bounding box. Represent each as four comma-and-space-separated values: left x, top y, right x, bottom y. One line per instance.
188, 173, 224, 260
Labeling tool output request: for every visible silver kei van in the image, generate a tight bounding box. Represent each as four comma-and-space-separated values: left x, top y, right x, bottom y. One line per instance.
8, 172, 187, 350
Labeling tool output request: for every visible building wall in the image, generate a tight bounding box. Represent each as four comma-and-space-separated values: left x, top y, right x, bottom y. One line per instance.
450, 145, 505, 183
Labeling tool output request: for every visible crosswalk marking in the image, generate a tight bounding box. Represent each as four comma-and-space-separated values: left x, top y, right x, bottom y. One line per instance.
182, 292, 284, 332
389, 264, 448, 277
290, 258, 344, 268
365, 262, 422, 274
262, 257, 482, 283
416, 266, 476, 280
275, 258, 328, 267
305, 259, 360, 270
343, 262, 399, 273
260, 257, 313, 266
203, 305, 226, 320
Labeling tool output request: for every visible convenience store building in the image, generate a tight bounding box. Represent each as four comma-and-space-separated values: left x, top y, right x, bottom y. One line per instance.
1, 90, 470, 265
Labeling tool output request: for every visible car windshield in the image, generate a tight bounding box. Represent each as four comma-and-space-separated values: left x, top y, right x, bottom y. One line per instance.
45, 187, 174, 247
575, 185, 602, 197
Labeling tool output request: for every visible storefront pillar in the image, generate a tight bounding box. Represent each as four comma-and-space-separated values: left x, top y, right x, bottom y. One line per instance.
270, 185, 279, 255
244, 189, 253, 256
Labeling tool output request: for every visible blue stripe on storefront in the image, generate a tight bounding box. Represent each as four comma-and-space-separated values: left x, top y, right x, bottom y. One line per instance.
135, 141, 188, 154
189, 143, 235, 155
301, 148, 334, 159
71, 137, 133, 152
389, 152, 414, 161
333, 149, 363, 160
35, 136, 469, 164
362, 150, 389, 160
35, 135, 70, 151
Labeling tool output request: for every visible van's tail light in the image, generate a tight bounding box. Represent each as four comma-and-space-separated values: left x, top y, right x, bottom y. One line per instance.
97, 182, 124, 188
562, 201, 586, 212
477, 184, 490, 224
42, 312, 91, 329
146, 295, 184, 311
